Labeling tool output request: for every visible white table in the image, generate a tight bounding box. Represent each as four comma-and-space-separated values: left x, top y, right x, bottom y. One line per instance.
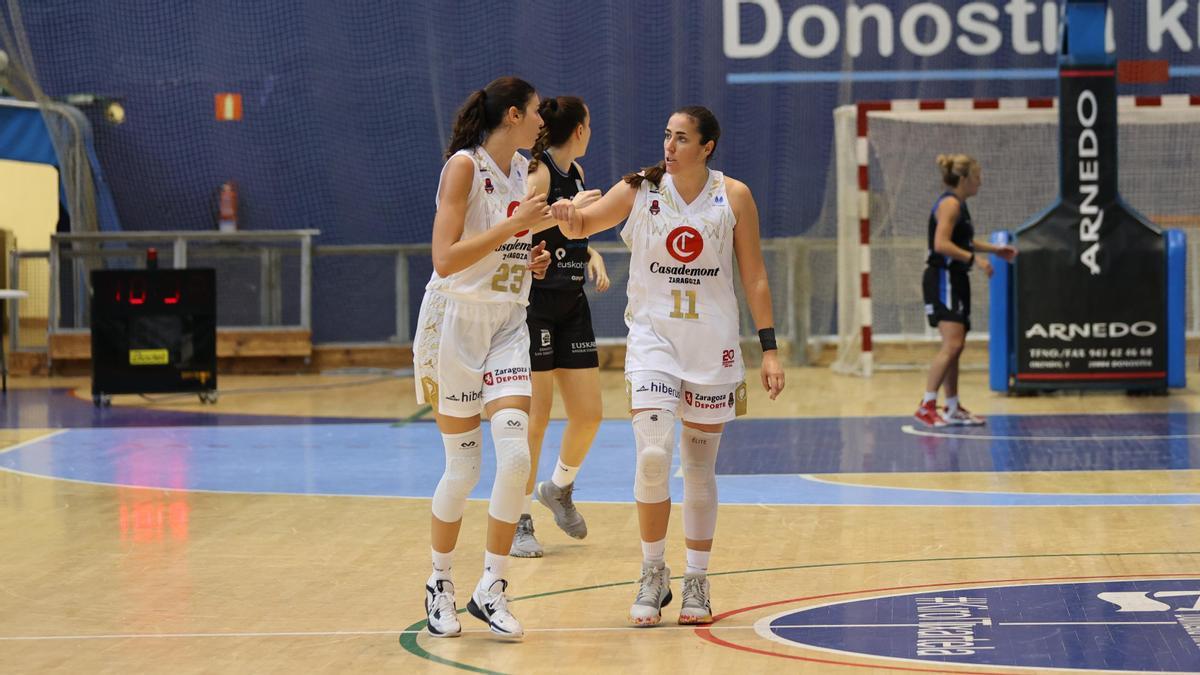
0, 289, 28, 393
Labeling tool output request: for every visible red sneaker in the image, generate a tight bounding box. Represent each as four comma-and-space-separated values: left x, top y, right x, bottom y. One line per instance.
913, 400, 947, 427
943, 405, 986, 426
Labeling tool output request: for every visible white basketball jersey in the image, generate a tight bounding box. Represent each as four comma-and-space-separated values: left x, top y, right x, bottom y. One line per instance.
426, 147, 533, 304
621, 170, 744, 384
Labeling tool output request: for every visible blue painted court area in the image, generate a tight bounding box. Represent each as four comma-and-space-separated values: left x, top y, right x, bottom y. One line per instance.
0, 387, 375, 428
2, 412, 1199, 506
721, 412, 1200, 474
757, 578, 1200, 672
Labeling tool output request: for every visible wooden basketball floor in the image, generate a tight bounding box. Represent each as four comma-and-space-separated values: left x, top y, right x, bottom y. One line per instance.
2, 367, 1199, 673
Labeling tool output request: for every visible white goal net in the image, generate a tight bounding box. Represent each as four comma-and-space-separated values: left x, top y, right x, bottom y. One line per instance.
834, 97, 1200, 376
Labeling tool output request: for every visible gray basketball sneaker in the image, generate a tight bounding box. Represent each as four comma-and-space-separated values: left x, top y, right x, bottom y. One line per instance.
678, 573, 713, 624
509, 514, 543, 558
535, 480, 588, 539
629, 562, 673, 626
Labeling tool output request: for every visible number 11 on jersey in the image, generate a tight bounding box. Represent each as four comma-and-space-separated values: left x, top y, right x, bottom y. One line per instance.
670, 289, 699, 319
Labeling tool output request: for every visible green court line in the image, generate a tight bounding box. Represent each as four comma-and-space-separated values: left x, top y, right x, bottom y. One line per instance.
392, 405, 433, 427
399, 549, 1200, 674
398, 625, 504, 675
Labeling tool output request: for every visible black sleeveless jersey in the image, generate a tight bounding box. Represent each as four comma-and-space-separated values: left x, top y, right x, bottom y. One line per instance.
533, 151, 589, 291
925, 192, 974, 272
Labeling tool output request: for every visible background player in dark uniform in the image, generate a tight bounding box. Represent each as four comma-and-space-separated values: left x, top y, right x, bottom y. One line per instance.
510, 96, 607, 557
915, 154, 1017, 427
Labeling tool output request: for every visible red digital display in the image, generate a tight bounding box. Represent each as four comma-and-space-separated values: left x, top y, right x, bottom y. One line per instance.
111, 279, 182, 306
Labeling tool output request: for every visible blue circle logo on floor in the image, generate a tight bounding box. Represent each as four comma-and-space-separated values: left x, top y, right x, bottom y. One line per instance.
757, 578, 1200, 672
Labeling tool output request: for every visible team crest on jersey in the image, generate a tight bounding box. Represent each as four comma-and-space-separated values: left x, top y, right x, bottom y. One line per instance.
483, 371, 494, 386
666, 225, 703, 263
649, 199, 660, 216
540, 329, 552, 347
684, 391, 693, 406
484, 178, 495, 194
508, 201, 529, 237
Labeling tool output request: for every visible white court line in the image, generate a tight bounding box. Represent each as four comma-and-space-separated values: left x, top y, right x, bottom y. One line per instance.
766, 621, 1180, 627
999, 621, 1177, 626
0, 461, 668, 506
0, 429, 68, 456
0, 624, 779, 641
901, 424, 1200, 443
763, 623, 917, 628
0, 620, 1183, 641
797, 473, 1200, 498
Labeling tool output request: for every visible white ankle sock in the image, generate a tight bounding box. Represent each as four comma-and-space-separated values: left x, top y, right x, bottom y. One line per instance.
551, 461, 580, 488
522, 492, 533, 515
480, 551, 508, 589
685, 548, 710, 575
945, 396, 960, 413
431, 548, 453, 581
922, 391, 938, 404
642, 538, 666, 564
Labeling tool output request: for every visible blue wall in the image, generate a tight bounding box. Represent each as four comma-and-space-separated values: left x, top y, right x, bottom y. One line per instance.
15, 1, 1200, 339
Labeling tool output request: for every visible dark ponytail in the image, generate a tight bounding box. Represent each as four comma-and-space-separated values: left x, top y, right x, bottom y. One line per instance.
623, 105, 721, 189
445, 76, 537, 159
529, 96, 587, 172
622, 162, 667, 189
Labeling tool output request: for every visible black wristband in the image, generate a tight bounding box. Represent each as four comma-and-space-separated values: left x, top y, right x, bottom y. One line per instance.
967, 252, 975, 267
758, 327, 777, 352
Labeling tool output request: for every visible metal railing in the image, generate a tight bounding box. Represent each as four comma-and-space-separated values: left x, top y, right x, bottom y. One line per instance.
13, 230, 1200, 364
8, 249, 49, 353
48, 230, 317, 335
311, 243, 427, 346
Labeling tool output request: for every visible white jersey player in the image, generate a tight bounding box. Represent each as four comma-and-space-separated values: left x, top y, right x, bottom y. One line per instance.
416, 146, 537, 416
622, 167, 744, 387
551, 106, 785, 627
423, 145, 535, 303
415, 77, 554, 642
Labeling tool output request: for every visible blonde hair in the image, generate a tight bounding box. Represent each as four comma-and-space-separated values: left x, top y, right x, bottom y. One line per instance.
936, 154, 980, 187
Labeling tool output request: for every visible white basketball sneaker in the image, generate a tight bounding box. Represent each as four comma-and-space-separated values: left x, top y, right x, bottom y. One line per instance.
467, 579, 524, 639
424, 577, 461, 638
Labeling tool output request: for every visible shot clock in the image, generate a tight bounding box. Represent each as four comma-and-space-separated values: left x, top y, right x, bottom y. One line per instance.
90, 266, 218, 406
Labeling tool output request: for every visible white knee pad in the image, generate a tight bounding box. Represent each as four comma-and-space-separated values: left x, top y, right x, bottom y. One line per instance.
431, 428, 483, 523
632, 410, 676, 504
488, 409, 531, 524
681, 426, 721, 541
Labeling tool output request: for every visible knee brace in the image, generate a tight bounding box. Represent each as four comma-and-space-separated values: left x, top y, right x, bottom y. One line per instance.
632, 410, 676, 504
681, 426, 721, 541
488, 409, 531, 523
431, 428, 483, 523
